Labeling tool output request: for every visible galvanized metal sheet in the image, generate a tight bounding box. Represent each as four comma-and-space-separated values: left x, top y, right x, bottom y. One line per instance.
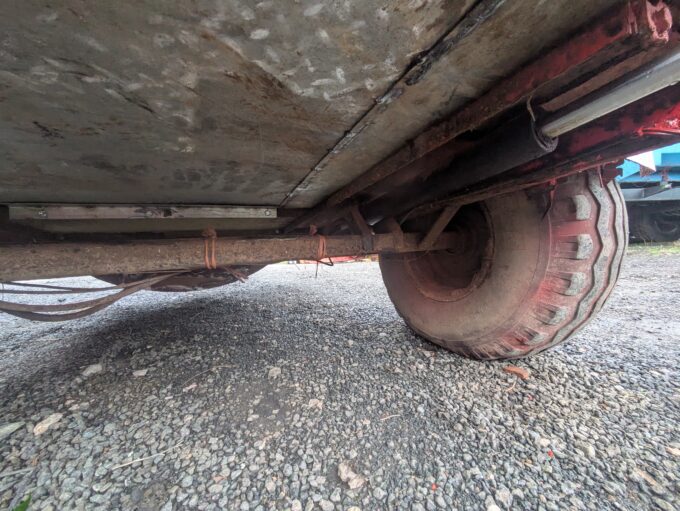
0, 0, 468, 206
0, 0, 623, 222
282, 0, 622, 207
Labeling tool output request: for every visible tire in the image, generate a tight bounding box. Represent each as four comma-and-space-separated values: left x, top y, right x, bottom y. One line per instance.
629, 208, 680, 243
95, 266, 264, 292
379, 169, 627, 360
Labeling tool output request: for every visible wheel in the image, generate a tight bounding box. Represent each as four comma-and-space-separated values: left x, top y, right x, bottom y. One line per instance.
379, 169, 627, 360
95, 266, 264, 292
629, 208, 680, 243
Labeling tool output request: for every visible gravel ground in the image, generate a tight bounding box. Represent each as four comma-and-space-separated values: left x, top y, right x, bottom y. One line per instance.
0, 245, 678, 511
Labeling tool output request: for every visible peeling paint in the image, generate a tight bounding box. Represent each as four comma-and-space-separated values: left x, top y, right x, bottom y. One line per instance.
179, 71, 198, 89
153, 33, 175, 48
310, 78, 334, 87
240, 7, 256, 21
148, 14, 165, 25
75, 35, 108, 53
81, 75, 107, 84
250, 28, 270, 40
123, 82, 144, 91
335, 68, 346, 84
265, 47, 281, 63
29, 65, 59, 84
376, 7, 390, 22
177, 31, 200, 48
5, 0, 564, 209
303, 4, 325, 17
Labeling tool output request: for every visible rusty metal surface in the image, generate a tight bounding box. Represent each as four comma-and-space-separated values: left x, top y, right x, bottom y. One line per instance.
284, 0, 675, 232
361, 113, 559, 224
298, 85, 680, 231
281, 0, 623, 207
12, 217, 293, 234
0, 0, 631, 223
519, 86, 680, 176
0, 233, 461, 282
8, 204, 277, 220
408, 87, 680, 219
540, 50, 680, 138
0, 0, 464, 206
329, 0, 672, 205
418, 204, 460, 250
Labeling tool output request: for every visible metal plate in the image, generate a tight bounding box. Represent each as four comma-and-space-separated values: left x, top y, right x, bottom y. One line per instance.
282, 0, 621, 207
8, 204, 276, 220
0, 1, 619, 220
0, 0, 468, 206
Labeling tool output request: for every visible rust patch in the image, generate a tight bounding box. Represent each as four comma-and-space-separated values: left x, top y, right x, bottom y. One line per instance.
406, 0, 506, 86
33, 121, 63, 139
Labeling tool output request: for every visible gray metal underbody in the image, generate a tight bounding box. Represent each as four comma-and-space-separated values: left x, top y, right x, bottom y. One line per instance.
0, 0, 620, 231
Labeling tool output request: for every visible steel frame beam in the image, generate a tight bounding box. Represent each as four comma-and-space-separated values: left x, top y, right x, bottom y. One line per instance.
406, 86, 680, 220
6, 204, 277, 221
285, 0, 675, 233
0, 233, 462, 282
518, 86, 680, 176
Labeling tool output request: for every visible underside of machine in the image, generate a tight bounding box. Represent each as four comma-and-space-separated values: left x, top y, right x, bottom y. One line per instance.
619, 144, 680, 242
1, 1, 679, 358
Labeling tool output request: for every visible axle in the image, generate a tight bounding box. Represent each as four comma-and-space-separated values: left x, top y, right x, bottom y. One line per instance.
0, 232, 465, 282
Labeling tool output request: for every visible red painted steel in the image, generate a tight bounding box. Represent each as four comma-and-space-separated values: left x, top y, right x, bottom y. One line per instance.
519, 87, 680, 176
286, 1, 674, 233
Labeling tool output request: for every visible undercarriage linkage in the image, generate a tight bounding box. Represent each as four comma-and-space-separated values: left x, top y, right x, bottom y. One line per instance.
284, 0, 679, 234
0, 231, 467, 283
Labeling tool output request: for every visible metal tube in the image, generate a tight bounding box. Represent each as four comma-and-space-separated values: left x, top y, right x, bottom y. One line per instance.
541, 50, 680, 138
284, 2, 674, 234
363, 113, 557, 223
0, 233, 461, 281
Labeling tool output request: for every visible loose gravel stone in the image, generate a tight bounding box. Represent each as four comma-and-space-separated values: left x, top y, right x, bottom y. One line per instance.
0, 247, 678, 510
0, 421, 24, 440
81, 363, 103, 377
32, 413, 63, 436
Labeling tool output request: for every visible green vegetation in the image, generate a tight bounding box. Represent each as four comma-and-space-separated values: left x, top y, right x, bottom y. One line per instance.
627, 241, 680, 256
12, 495, 31, 511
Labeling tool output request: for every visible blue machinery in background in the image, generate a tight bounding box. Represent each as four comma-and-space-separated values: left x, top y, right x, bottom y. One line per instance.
617, 143, 680, 242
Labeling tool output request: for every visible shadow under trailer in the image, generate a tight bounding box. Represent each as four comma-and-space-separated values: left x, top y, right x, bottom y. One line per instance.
1, 1, 679, 360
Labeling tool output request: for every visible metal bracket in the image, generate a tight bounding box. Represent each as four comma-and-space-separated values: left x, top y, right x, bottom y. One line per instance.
419, 204, 460, 250
381, 217, 405, 251
349, 205, 374, 252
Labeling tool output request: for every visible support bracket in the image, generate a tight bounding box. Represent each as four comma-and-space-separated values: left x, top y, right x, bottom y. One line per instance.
418, 205, 461, 251
349, 205, 374, 253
